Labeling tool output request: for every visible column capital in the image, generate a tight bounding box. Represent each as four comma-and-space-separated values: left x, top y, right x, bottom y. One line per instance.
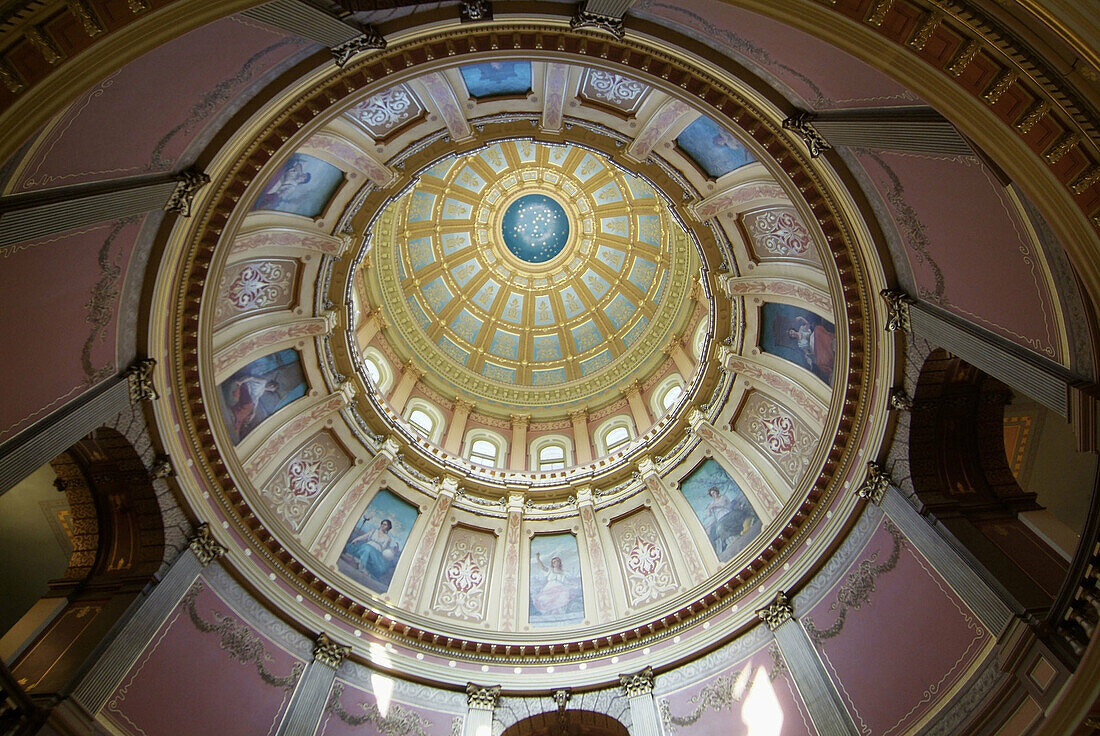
126, 358, 158, 404
636, 455, 658, 478
686, 407, 708, 430
465, 683, 501, 710
452, 397, 474, 413
570, 2, 624, 38
379, 436, 401, 459
188, 522, 227, 566
622, 379, 642, 398
439, 476, 461, 497
507, 493, 526, 512
661, 335, 684, 355
150, 454, 173, 480
575, 485, 595, 506
782, 111, 831, 158
164, 168, 210, 217
756, 591, 794, 631
331, 27, 386, 67
856, 462, 891, 505
337, 380, 357, 404
880, 289, 913, 333
404, 362, 425, 380
619, 666, 655, 697
312, 632, 351, 669
888, 386, 913, 411
570, 407, 589, 423
510, 413, 530, 428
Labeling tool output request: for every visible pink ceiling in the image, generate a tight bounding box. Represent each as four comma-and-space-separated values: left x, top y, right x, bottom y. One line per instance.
102, 578, 304, 736
631, 0, 921, 110
0, 215, 145, 445
6, 15, 312, 194
804, 518, 989, 736
319, 678, 459, 736
658, 644, 816, 735
857, 149, 1064, 364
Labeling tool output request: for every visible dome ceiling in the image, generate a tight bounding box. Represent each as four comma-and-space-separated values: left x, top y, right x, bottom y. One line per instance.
367, 139, 697, 412
153, 23, 889, 690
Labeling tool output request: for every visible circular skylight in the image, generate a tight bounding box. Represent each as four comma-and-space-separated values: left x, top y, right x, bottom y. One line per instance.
501, 193, 570, 263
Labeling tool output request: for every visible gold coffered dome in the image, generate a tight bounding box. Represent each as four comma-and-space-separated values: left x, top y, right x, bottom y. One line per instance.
363, 139, 698, 415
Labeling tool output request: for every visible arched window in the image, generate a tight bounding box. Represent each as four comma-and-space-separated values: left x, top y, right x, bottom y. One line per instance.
408, 409, 434, 438
594, 416, 636, 457
529, 434, 574, 472
538, 444, 566, 471
470, 439, 500, 467
361, 347, 394, 394
651, 375, 686, 417
691, 317, 710, 361
463, 429, 508, 469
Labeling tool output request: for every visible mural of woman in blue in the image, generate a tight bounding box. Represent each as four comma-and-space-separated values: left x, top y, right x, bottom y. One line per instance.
345, 519, 401, 584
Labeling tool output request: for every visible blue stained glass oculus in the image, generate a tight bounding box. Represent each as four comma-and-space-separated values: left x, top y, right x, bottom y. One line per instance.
501, 194, 570, 264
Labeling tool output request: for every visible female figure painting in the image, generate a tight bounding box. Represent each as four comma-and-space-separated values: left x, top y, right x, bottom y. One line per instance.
529, 533, 584, 627
459, 61, 532, 98
217, 349, 307, 444
253, 153, 344, 218
338, 489, 419, 593
681, 459, 761, 564
675, 115, 755, 178
760, 302, 837, 385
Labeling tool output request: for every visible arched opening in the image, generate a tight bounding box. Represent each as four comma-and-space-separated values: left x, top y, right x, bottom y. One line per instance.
501, 709, 630, 736
0, 428, 164, 696
909, 349, 1088, 613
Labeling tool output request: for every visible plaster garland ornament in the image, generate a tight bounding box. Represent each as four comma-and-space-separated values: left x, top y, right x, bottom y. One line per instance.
331, 28, 386, 68
755, 591, 794, 631
188, 522, 228, 566
782, 112, 830, 159
312, 632, 352, 669
856, 461, 891, 505
126, 358, 158, 403
466, 683, 501, 710
880, 289, 913, 333
619, 666, 655, 697
164, 168, 210, 217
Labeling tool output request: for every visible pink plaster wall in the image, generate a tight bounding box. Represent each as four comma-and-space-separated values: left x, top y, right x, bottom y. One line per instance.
805, 518, 989, 736
317, 677, 459, 736
0, 216, 145, 445
631, 0, 920, 110
8, 15, 311, 193
103, 579, 303, 736
658, 645, 817, 735
857, 149, 1063, 364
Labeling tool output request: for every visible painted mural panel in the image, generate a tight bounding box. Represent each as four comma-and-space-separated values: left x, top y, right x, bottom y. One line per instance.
676, 116, 755, 178
529, 533, 585, 627
213, 257, 299, 328
431, 526, 496, 623
260, 431, 351, 532
680, 459, 761, 564
338, 489, 419, 593
741, 206, 822, 266
760, 303, 836, 385
735, 392, 818, 487
459, 61, 532, 98
610, 509, 680, 608
253, 153, 344, 217
217, 348, 308, 445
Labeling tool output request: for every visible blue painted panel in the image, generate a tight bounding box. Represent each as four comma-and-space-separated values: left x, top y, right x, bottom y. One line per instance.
460, 61, 532, 98
676, 116, 755, 178
253, 153, 344, 217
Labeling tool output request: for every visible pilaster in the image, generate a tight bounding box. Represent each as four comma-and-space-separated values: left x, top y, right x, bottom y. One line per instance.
445, 398, 472, 453
571, 409, 592, 465
509, 414, 529, 471
273, 633, 349, 736
755, 591, 858, 736
389, 363, 423, 413
463, 683, 501, 736
619, 667, 663, 736
71, 524, 226, 714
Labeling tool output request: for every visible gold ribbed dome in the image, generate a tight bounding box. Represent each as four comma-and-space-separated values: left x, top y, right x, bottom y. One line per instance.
365, 139, 698, 414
